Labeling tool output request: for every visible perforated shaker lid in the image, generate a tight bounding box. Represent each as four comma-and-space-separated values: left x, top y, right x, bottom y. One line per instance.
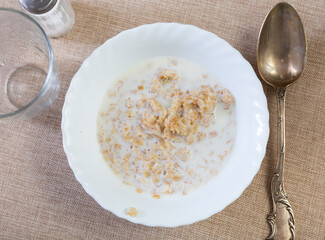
19, 0, 58, 14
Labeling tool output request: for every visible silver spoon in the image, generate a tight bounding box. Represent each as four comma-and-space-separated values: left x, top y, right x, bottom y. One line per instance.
257, 2, 307, 240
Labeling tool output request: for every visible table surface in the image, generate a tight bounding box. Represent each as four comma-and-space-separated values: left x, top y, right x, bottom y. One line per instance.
1, 0, 324, 239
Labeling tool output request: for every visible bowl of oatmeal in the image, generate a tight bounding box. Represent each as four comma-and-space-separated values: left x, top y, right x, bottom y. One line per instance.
62, 23, 269, 227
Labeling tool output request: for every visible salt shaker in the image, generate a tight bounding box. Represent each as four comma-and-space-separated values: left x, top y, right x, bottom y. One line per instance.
19, 0, 75, 38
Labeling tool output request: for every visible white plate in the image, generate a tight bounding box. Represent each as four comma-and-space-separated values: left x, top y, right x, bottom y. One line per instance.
62, 23, 269, 227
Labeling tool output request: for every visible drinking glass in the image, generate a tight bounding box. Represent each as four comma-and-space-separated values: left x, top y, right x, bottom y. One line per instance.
0, 8, 60, 120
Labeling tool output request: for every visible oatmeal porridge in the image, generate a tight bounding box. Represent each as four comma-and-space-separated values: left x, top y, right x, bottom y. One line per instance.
97, 56, 236, 198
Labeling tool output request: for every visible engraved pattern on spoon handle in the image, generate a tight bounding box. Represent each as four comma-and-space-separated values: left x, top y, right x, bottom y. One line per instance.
266, 88, 295, 240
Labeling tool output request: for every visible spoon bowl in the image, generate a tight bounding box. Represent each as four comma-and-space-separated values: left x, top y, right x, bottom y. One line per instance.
257, 2, 307, 88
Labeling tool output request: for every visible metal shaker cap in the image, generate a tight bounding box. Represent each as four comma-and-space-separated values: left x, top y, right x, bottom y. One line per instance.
19, 0, 58, 14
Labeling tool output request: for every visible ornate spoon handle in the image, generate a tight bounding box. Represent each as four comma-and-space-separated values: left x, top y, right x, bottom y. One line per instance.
267, 88, 295, 240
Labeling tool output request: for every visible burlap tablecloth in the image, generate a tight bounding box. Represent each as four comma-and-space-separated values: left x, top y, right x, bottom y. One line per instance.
0, 0, 324, 239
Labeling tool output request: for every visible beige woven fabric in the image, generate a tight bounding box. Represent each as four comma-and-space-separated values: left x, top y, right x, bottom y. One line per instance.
1, 0, 324, 239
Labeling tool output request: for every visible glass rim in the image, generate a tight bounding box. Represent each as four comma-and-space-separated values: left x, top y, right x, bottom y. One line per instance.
0, 8, 55, 119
